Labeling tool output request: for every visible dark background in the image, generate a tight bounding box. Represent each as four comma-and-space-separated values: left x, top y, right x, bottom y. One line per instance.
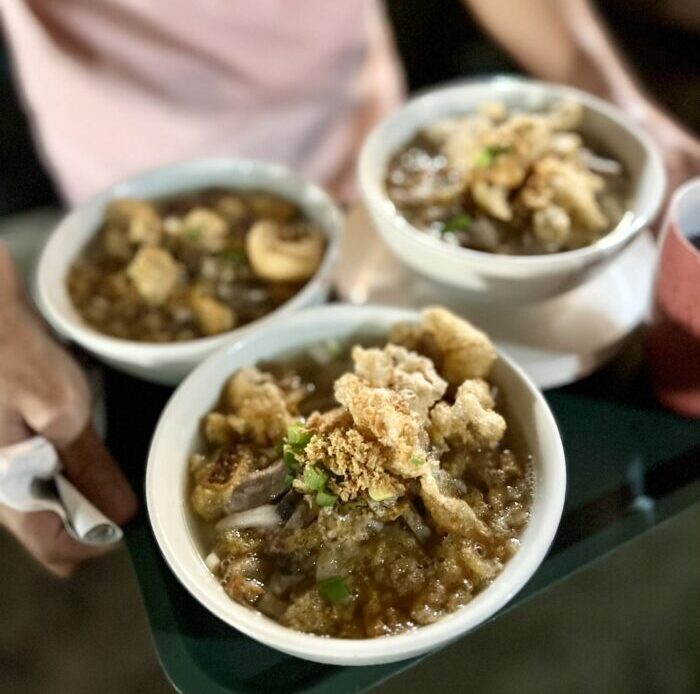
1, 0, 699, 216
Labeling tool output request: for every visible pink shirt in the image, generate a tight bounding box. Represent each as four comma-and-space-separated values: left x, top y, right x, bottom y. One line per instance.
0, 0, 404, 204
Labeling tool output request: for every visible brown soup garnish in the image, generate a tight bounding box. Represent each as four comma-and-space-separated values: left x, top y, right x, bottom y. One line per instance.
385, 100, 630, 255
68, 189, 325, 342
190, 308, 532, 638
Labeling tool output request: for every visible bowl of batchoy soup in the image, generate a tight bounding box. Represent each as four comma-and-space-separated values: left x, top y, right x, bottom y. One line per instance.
146, 304, 566, 665
37, 158, 343, 384
359, 77, 665, 303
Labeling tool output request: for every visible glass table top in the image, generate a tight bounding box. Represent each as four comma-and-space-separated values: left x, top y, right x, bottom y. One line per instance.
104, 342, 700, 694
3, 206, 697, 693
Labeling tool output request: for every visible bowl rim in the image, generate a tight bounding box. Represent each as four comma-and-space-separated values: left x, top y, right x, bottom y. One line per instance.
36, 157, 344, 358
358, 75, 666, 267
664, 175, 700, 255
145, 303, 567, 665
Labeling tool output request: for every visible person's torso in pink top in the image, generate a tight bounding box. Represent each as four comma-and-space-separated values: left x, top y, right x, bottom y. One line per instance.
0, 0, 404, 204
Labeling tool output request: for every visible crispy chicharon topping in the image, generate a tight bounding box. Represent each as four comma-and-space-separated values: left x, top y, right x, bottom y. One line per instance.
190, 307, 533, 639
222, 367, 299, 446
302, 424, 404, 503
192, 308, 508, 537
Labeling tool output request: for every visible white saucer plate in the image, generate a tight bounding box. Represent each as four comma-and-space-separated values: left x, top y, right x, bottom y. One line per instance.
337, 206, 657, 390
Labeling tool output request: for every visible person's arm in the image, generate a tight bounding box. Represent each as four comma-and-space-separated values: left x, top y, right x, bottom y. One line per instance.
464, 0, 700, 193
0, 242, 137, 576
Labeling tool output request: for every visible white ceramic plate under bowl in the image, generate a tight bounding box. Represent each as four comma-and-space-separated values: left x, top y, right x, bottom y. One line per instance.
146, 304, 566, 665
338, 206, 656, 390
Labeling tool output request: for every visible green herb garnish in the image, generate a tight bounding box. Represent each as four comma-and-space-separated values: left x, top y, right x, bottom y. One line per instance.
442, 213, 472, 233
283, 448, 299, 473
287, 424, 312, 449
317, 576, 350, 604
218, 250, 247, 264
303, 465, 329, 492
474, 144, 511, 168
316, 489, 338, 507
280, 425, 315, 485
281, 424, 312, 474
283, 473, 294, 489
185, 226, 202, 240
410, 456, 425, 467
299, 462, 336, 505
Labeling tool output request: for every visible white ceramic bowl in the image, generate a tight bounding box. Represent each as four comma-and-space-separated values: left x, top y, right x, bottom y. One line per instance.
37, 158, 343, 385
359, 76, 666, 303
146, 304, 566, 665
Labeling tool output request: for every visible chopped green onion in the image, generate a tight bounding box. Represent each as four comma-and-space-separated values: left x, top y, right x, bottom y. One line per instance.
474, 144, 511, 168
303, 465, 329, 492
283, 447, 299, 472
317, 576, 350, 604
283, 473, 294, 489
287, 424, 312, 449
410, 456, 425, 467
316, 489, 338, 507
442, 213, 472, 233
218, 249, 247, 264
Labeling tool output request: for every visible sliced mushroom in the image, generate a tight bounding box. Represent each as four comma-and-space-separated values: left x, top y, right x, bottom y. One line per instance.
225, 460, 289, 513
106, 198, 162, 246
216, 195, 249, 224
126, 246, 182, 306
190, 292, 236, 336
181, 207, 229, 252
245, 220, 324, 282
102, 226, 132, 261
532, 204, 571, 248
471, 180, 512, 221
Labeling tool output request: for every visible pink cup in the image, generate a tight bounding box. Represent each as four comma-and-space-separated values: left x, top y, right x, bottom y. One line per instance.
647, 178, 700, 418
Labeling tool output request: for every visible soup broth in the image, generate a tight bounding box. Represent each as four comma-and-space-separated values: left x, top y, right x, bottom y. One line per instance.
189, 308, 532, 638
68, 188, 326, 342
385, 100, 630, 255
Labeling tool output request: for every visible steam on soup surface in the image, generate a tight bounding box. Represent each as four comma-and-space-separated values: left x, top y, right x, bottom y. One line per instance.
189, 307, 532, 638
385, 100, 630, 255
67, 189, 325, 342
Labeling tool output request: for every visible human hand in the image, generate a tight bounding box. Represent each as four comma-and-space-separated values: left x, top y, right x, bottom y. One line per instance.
0, 242, 138, 576
636, 101, 700, 202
